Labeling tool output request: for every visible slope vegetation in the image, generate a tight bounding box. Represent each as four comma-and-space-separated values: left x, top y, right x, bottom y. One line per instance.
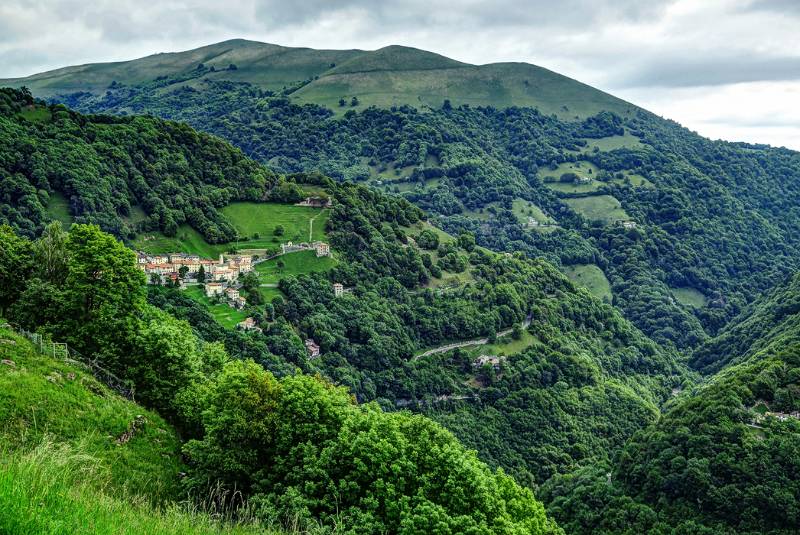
2, 39, 636, 118
543, 273, 800, 534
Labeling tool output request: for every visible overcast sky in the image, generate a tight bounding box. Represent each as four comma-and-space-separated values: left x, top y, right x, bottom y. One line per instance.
2, 0, 799, 148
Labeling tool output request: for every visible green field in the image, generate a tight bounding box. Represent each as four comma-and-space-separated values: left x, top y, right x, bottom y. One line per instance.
511, 199, 557, 225
46, 191, 73, 227
132, 225, 227, 257
221, 202, 329, 245
564, 195, 629, 224
254, 249, 337, 284
672, 287, 708, 308
17, 105, 52, 123
562, 264, 613, 302
183, 286, 248, 328
133, 202, 329, 256
540, 162, 604, 193
582, 132, 643, 152
467, 330, 536, 358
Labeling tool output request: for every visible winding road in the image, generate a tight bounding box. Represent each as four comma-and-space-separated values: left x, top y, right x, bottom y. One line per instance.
413, 315, 532, 360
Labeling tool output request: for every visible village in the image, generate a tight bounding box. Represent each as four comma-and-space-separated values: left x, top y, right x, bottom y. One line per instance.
136, 239, 344, 356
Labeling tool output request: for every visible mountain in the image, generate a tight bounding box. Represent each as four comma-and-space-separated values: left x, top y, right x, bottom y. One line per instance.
542, 272, 800, 534
1, 87, 694, 532
27, 46, 800, 352
1, 38, 636, 118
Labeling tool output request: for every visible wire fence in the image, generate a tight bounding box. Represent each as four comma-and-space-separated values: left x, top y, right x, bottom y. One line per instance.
9, 325, 134, 400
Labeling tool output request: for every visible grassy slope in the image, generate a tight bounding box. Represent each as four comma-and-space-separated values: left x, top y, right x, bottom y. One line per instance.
564, 195, 629, 223
183, 286, 248, 329
0, 39, 360, 96
0, 442, 276, 535
3, 40, 639, 118
132, 202, 329, 256
0, 326, 183, 501
562, 264, 612, 302
254, 249, 337, 284
45, 191, 73, 227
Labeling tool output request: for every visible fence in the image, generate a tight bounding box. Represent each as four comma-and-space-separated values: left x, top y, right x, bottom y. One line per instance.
11, 326, 134, 400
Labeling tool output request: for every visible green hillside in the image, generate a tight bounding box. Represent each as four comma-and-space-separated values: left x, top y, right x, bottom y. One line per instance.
0, 39, 361, 97
543, 272, 800, 534
2, 39, 636, 118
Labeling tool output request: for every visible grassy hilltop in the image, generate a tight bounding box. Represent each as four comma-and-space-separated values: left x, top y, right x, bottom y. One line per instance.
1, 39, 636, 118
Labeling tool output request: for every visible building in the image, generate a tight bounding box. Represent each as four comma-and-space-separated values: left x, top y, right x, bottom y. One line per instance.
333, 283, 344, 297
473, 355, 505, 370
205, 282, 224, 297
234, 296, 248, 309
238, 317, 257, 330
305, 338, 321, 358
281, 241, 307, 254
298, 196, 331, 208
314, 241, 331, 257
622, 221, 637, 230
225, 287, 240, 300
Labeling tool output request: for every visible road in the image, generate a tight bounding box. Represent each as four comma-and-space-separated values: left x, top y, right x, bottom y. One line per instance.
413, 315, 532, 360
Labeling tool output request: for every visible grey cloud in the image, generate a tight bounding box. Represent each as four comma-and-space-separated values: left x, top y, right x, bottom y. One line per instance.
616, 55, 800, 88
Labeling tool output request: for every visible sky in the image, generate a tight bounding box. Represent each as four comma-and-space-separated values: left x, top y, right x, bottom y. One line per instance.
2, 0, 799, 148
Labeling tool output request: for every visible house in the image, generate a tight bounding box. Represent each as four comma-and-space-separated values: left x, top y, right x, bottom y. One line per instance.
472, 355, 505, 370
527, 217, 539, 227
152, 254, 169, 265
622, 221, 637, 229
205, 282, 224, 297
333, 283, 344, 297
234, 296, 248, 309
314, 242, 330, 257
304, 338, 321, 358
298, 196, 331, 208
238, 317, 257, 330
281, 241, 306, 254
225, 287, 240, 300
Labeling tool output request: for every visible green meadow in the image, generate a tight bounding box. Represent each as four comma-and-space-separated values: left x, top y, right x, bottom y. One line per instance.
562, 263, 613, 302
254, 249, 337, 284
564, 195, 629, 224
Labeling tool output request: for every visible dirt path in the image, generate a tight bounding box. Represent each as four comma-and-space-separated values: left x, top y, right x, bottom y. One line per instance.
308, 209, 327, 242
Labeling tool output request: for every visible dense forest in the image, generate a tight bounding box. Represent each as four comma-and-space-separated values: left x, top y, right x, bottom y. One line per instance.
4, 83, 800, 533
0, 220, 563, 534
56, 78, 800, 352
542, 272, 800, 534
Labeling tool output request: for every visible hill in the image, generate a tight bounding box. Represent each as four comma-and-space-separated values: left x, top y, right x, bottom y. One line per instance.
1, 39, 636, 118
46, 74, 800, 351
542, 272, 800, 534
0, 325, 272, 534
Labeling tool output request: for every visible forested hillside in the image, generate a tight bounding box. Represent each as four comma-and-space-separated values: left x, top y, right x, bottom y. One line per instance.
0, 87, 276, 242
41, 64, 800, 353
543, 273, 800, 534
0, 220, 563, 534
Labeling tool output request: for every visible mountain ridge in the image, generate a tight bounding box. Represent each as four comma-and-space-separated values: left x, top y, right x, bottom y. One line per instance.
0, 38, 637, 118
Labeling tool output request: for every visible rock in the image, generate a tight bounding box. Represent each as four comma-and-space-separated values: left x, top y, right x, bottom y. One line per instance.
1, 359, 15, 367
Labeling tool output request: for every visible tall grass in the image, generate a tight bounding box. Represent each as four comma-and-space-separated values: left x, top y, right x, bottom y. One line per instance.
0, 439, 276, 535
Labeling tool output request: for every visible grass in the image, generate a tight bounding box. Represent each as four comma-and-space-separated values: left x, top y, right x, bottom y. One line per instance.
183, 286, 248, 329
46, 191, 73, 227
294, 52, 637, 118
582, 132, 643, 152
564, 195, 629, 224
220, 202, 329, 245
467, 330, 536, 357
254, 249, 337, 284
6, 41, 638, 118
562, 264, 612, 302
672, 287, 708, 308
511, 198, 557, 226
540, 162, 604, 193
0, 440, 280, 535
133, 202, 329, 257
133, 225, 227, 257
16, 105, 52, 123
0, 326, 183, 501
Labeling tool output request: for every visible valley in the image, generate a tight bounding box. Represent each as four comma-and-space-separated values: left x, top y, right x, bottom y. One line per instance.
1, 30, 800, 534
